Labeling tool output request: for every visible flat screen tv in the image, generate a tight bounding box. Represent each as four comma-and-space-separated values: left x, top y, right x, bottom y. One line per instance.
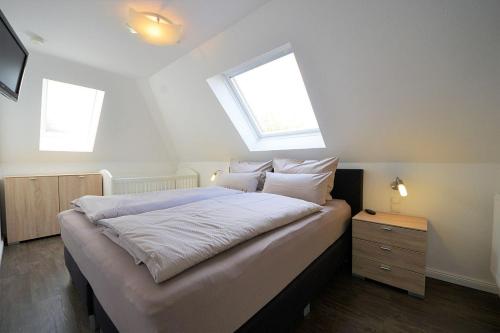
0, 9, 28, 102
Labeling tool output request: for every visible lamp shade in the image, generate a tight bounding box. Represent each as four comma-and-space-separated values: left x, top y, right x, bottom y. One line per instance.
397, 183, 408, 197
128, 9, 182, 45
391, 177, 408, 197
210, 169, 224, 182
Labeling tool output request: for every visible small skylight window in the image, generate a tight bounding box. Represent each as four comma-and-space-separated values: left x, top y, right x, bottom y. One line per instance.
39, 79, 104, 152
207, 44, 325, 151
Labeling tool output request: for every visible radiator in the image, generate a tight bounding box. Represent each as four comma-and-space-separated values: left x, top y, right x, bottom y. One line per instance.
99, 170, 199, 196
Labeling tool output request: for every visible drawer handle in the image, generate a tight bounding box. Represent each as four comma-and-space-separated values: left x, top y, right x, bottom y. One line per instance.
381, 226, 392, 231
379, 264, 392, 271
380, 246, 392, 251
78, 176, 86, 179
29, 177, 37, 181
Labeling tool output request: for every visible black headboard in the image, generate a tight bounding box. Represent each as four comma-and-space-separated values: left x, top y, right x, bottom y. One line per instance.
331, 169, 364, 216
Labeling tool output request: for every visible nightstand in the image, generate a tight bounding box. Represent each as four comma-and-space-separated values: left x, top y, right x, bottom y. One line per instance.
352, 211, 428, 297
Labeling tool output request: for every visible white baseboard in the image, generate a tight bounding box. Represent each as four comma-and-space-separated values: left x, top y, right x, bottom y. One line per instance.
426, 267, 498, 294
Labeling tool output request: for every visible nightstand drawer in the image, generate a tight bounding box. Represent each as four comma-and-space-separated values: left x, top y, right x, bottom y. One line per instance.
352, 256, 425, 296
353, 220, 426, 252
353, 238, 425, 274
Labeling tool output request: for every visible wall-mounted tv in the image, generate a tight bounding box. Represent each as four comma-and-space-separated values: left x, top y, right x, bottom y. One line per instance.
0, 9, 28, 102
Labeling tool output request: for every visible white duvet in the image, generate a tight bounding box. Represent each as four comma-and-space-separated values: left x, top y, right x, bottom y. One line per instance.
100, 192, 322, 283
71, 186, 242, 223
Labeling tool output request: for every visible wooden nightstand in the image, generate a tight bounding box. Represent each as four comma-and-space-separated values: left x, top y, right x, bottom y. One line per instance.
352, 211, 428, 297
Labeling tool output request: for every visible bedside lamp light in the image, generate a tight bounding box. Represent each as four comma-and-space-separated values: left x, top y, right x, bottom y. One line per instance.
391, 177, 408, 197
210, 169, 224, 182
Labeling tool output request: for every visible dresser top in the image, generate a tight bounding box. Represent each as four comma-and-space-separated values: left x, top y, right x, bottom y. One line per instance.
4, 172, 101, 178
353, 211, 428, 231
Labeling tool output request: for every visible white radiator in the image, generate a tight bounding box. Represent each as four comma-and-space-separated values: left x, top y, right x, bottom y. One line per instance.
99, 169, 199, 196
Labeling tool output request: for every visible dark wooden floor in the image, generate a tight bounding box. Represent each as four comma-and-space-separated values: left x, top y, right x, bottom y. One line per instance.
1, 236, 499, 333
0, 236, 91, 333
295, 268, 500, 333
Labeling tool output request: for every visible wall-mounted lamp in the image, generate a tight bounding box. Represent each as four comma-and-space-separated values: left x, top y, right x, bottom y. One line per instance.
210, 169, 224, 182
391, 177, 408, 197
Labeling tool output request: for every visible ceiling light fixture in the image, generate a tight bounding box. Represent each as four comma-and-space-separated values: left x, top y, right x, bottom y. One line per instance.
24, 31, 45, 45
30, 35, 44, 46
128, 8, 182, 46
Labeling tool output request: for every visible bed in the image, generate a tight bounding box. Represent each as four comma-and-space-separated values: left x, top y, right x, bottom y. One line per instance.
62, 169, 363, 332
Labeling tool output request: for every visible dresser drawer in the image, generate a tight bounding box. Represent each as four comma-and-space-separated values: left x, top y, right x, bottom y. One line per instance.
353, 255, 425, 296
353, 238, 425, 274
353, 220, 426, 252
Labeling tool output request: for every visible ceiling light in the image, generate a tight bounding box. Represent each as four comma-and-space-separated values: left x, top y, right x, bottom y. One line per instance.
127, 25, 137, 34
128, 8, 182, 46
30, 35, 44, 45
24, 31, 45, 45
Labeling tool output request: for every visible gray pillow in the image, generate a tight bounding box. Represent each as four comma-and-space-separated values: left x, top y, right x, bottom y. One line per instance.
215, 172, 261, 192
273, 157, 339, 200
262, 172, 332, 205
229, 160, 273, 191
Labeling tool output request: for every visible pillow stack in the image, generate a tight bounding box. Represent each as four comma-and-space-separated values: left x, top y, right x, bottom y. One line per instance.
263, 157, 339, 205
214, 157, 339, 205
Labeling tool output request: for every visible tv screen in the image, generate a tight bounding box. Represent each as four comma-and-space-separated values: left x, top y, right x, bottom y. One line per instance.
0, 9, 28, 102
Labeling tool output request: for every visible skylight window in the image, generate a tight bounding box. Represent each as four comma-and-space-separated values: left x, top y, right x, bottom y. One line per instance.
39, 79, 104, 152
207, 44, 325, 151
228, 53, 319, 137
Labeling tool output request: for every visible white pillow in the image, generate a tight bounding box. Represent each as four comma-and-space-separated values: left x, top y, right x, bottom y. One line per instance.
215, 172, 260, 192
229, 160, 273, 191
273, 157, 339, 200
262, 172, 332, 205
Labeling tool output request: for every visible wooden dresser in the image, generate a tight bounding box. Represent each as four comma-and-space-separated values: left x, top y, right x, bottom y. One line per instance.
352, 211, 428, 297
4, 173, 102, 244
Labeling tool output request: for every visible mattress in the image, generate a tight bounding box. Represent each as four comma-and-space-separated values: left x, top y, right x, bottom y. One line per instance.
59, 199, 351, 333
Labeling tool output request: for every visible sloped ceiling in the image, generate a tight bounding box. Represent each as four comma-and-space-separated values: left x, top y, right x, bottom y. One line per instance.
0, 0, 270, 77
149, 0, 500, 163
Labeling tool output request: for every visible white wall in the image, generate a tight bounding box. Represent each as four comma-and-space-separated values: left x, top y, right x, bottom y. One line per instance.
163, 0, 500, 292
345, 162, 500, 293
150, 0, 500, 163
0, 51, 175, 176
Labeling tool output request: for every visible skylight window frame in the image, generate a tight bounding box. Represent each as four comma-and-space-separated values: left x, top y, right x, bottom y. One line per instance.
207, 43, 326, 152
39, 78, 105, 153
222, 45, 321, 139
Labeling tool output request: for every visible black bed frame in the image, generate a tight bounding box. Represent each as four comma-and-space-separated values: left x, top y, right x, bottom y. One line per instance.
64, 169, 363, 332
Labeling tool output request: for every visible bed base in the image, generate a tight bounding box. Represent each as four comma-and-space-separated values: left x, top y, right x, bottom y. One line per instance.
236, 224, 352, 332
64, 225, 351, 333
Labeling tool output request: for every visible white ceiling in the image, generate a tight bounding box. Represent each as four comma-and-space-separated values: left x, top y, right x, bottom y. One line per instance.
0, 0, 270, 77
